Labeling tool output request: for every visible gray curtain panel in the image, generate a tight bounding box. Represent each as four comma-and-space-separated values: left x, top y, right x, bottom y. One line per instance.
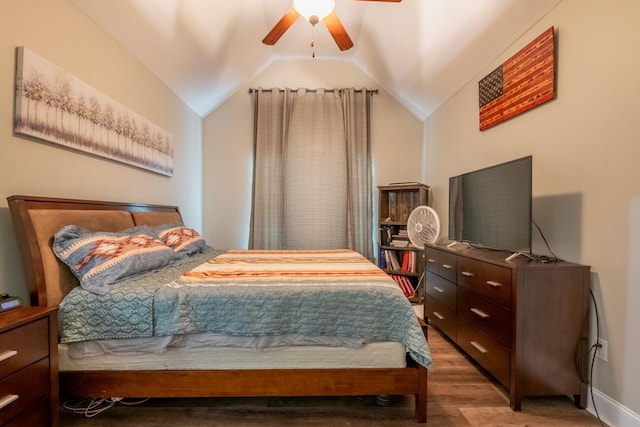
249, 87, 373, 260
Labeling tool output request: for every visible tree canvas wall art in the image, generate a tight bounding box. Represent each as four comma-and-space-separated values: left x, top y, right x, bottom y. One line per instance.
14, 46, 174, 176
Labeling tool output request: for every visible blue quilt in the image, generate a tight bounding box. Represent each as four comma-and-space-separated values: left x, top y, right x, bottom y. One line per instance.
59, 249, 432, 369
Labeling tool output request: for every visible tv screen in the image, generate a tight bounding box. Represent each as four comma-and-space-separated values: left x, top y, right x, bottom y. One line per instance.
448, 156, 532, 253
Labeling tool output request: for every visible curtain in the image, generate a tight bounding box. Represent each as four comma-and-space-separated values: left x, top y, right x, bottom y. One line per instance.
249, 87, 373, 259
342, 88, 373, 259
248, 89, 292, 249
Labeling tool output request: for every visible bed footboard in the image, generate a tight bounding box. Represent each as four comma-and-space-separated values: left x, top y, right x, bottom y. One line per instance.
60, 366, 428, 423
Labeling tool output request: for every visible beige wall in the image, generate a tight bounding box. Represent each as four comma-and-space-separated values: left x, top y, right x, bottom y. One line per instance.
0, 0, 203, 303
424, 0, 640, 419
202, 59, 424, 249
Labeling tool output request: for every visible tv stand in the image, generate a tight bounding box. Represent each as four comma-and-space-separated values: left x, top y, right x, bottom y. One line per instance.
505, 251, 535, 261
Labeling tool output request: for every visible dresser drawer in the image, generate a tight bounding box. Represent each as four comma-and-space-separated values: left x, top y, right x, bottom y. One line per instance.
425, 271, 456, 310
425, 247, 457, 282
457, 287, 511, 348
425, 295, 456, 340
0, 357, 50, 425
457, 319, 510, 388
457, 257, 512, 308
0, 318, 49, 381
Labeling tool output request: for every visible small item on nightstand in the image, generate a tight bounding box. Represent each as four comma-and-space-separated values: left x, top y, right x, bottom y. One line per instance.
0, 294, 22, 312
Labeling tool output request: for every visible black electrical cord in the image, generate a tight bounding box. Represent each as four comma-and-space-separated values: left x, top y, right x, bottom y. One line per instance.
532, 220, 559, 261
589, 289, 607, 427
572, 291, 606, 427
535, 220, 606, 425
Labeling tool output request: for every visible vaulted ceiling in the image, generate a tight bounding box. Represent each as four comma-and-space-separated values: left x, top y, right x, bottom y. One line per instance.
71, 0, 562, 119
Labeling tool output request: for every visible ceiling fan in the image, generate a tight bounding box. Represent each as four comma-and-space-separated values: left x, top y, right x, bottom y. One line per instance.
262, 0, 402, 52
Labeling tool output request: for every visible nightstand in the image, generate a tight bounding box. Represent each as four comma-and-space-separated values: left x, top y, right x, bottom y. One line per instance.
0, 306, 58, 427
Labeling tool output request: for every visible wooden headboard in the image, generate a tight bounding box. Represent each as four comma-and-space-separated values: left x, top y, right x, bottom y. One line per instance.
7, 195, 183, 307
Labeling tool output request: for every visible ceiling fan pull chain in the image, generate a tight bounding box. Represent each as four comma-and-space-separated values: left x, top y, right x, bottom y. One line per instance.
311, 23, 316, 58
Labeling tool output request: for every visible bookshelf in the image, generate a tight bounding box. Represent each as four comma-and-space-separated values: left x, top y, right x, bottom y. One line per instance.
377, 183, 430, 302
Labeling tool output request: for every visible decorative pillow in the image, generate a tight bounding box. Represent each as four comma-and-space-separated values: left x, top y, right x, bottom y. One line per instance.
52, 225, 179, 295
153, 222, 206, 256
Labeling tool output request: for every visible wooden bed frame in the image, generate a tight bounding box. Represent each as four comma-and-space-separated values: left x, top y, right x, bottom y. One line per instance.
7, 195, 428, 423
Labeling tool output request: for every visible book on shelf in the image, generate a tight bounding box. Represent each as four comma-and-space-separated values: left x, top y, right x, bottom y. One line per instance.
386, 250, 401, 270
401, 251, 410, 271
381, 249, 421, 273
389, 240, 410, 248
390, 239, 410, 246
379, 226, 393, 246
389, 230, 410, 247
390, 274, 415, 298
409, 250, 417, 273
379, 248, 387, 269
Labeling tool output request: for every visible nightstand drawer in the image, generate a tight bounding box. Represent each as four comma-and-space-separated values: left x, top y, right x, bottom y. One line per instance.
0, 318, 49, 381
3, 396, 49, 427
0, 357, 49, 425
457, 318, 510, 388
457, 257, 512, 308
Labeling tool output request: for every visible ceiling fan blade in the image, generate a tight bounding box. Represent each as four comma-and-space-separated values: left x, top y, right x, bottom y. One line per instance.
323, 11, 354, 51
262, 7, 301, 45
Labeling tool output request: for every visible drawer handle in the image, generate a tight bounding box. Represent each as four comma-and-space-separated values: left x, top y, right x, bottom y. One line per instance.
432, 312, 445, 320
471, 308, 490, 319
0, 350, 17, 362
470, 341, 488, 354
486, 280, 502, 288
433, 286, 445, 293
442, 264, 453, 270
461, 271, 474, 277
0, 394, 19, 410
427, 258, 436, 263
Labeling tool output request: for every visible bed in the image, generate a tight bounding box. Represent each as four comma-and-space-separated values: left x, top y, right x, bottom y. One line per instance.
7, 195, 431, 423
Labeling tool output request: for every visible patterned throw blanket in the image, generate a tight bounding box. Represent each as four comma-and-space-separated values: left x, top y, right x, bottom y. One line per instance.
60, 249, 432, 368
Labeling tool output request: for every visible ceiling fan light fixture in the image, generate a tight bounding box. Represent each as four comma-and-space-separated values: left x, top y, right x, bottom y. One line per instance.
264, 0, 399, 51
293, 0, 335, 22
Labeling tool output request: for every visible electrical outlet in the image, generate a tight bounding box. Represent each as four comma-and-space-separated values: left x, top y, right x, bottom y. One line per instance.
596, 338, 608, 362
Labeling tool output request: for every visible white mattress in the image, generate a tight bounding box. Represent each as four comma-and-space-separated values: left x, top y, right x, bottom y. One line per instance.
59, 336, 407, 371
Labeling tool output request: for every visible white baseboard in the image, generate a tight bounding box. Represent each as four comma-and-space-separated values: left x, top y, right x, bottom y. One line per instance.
587, 387, 640, 427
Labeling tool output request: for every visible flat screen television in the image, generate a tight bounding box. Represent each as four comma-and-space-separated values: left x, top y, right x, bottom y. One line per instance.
448, 156, 532, 254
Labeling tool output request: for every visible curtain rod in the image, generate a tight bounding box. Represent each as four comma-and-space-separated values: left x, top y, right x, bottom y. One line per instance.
248, 88, 378, 94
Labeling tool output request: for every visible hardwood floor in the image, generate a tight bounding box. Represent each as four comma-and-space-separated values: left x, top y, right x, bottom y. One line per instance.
59, 326, 606, 426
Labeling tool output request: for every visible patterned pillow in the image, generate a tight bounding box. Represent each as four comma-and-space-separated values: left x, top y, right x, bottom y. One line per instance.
153, 222, 206, 255
52, 225, 179, 295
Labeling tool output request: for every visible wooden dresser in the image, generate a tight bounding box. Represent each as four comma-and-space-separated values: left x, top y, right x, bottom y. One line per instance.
0, 306, 58, 427
424, 243, 590, 410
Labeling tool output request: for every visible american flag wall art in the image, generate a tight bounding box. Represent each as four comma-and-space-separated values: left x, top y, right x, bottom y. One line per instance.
479, 27, 556, 131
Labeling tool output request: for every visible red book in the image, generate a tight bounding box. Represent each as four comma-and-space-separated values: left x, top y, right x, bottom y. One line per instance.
391, 274, 414, 297
401, 251, 410, 271
401, 276, 415, 297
